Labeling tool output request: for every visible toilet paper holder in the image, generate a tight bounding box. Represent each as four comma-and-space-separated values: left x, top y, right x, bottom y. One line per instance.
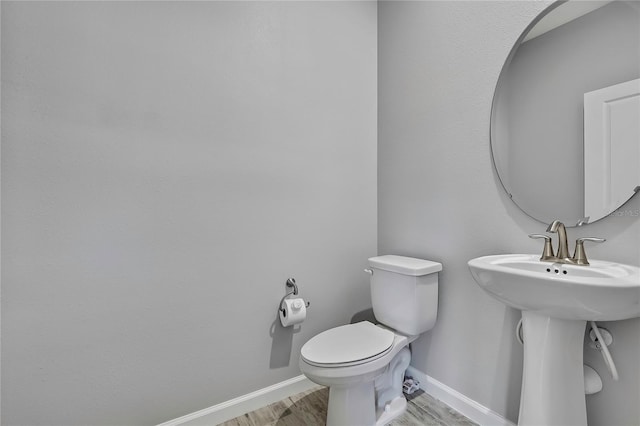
279, 278, 310, 314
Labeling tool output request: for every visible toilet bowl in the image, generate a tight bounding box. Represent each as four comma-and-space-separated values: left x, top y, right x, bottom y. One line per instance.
299, 255, 441, 426
299, 321, 417, 426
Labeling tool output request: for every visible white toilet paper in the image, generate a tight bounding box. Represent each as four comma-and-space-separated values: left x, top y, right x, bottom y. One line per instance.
279, 297, 307, 327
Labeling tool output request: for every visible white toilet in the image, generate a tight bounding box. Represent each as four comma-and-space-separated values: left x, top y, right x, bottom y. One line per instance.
299, 255, 441, 426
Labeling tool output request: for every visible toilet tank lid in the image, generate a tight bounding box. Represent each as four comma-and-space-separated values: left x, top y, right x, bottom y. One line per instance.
368, 255, 442, 276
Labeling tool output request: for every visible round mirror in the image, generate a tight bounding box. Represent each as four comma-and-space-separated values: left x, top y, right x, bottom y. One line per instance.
491, 0, 640, 226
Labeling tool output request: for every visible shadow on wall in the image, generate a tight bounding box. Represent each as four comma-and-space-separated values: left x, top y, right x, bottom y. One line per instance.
351, 308, 376, 324
490, 307, 524, 423
269, 313, 302, 369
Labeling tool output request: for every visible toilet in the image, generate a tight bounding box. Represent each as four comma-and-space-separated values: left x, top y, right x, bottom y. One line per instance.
299, 255, 441, 426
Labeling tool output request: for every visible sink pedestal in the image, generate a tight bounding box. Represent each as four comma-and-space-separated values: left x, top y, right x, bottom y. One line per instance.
468, 254, 640, 425
519, 311, 587, 426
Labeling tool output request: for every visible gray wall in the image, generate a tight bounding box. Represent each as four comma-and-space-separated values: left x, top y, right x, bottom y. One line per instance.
497, 1, 640, 224
378, 1, 640, 425
4, 2, 639, 426
1, 2, 377, 424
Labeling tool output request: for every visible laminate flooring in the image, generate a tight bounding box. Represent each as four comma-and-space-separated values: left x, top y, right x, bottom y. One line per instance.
220, 386, 478, 426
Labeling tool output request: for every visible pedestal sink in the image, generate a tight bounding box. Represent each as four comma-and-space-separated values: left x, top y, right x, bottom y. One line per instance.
468, 254, 640, 426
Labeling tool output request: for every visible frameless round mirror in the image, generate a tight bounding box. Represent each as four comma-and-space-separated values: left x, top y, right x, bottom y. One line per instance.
491, 0, 640, 226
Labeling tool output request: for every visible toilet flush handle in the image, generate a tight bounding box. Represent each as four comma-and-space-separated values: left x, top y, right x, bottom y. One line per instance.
364, 268, 373, 275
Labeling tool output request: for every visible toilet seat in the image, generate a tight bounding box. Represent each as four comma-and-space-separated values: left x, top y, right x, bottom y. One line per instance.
301, 321, 395, 368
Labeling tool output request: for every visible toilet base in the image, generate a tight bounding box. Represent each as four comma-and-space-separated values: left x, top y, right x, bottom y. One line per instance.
327, 381, 376, 426
320, 346, 411, 426
325, 383, 409, 426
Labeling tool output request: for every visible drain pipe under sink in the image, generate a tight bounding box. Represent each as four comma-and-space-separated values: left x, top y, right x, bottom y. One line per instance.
589, 321, 619, 381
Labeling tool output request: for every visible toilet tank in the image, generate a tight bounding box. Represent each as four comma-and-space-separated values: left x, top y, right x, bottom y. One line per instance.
368, 255, 441, 336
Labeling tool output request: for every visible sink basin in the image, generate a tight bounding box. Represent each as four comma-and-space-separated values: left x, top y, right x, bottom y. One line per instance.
469, 254, 640, 425
468, 254, 640, 321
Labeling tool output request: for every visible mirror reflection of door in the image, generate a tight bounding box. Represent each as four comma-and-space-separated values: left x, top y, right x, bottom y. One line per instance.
584, 78, 640, 220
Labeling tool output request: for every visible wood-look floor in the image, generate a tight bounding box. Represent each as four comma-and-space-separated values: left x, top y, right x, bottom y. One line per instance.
220, 386, 478, 426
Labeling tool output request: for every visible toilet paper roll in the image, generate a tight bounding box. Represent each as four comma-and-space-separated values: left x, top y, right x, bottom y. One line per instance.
279, 298, 307, 327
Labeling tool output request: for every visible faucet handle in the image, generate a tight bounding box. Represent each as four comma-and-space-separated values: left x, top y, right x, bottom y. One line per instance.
577, 237, 606, 243
572, 237, 606, 266
529, 234, 555, 261
529, 233, 551, 240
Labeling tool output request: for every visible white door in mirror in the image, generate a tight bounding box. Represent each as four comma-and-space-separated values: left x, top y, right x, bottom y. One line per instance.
584, 78, 640, 220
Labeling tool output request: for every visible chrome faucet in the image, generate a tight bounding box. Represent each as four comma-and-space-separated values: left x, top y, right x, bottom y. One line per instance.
546, 220, 570, 260
529, 220, 605, 265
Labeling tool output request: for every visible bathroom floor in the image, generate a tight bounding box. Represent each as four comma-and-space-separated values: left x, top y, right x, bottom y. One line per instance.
220, 386, 478, 426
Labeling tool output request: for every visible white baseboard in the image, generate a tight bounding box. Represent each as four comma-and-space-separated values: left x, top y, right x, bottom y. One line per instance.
157, 375, 316, 426
406, 366, 516, 426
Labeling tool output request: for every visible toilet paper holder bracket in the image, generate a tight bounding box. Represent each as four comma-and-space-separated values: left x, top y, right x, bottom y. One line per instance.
279, 278, 310, 314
